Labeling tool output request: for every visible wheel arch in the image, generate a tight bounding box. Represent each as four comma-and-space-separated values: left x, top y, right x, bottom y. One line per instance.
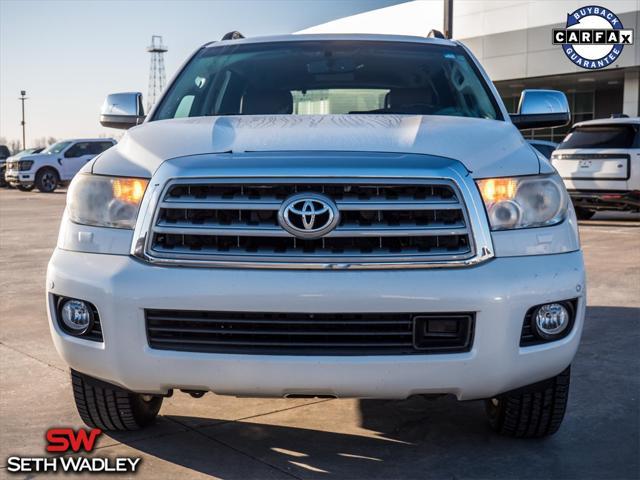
35, 165, 61, 180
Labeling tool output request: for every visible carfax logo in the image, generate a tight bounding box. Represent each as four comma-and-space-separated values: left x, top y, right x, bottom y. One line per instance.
553, 5, 634, 69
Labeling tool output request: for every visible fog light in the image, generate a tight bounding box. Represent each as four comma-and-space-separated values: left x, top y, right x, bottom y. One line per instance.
533, 303, 569, 339
60, 299, 94, 335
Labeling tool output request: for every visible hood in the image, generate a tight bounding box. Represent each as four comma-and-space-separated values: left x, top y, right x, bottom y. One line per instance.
93, 115, 539, 178
19, 153, 50, 161
6, 153, 49, 164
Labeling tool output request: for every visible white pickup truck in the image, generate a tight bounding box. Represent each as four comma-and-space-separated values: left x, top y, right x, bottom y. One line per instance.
551, 117, 640, 219
47, 33, 585, 438
5, 138, 115, 192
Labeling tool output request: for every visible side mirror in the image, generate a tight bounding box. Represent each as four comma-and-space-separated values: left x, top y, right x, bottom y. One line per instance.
510, 90, 570, 130
100, 92, 145, 129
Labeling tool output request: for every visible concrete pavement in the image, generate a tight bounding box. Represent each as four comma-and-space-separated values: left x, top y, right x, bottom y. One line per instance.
1, 187, 638, 479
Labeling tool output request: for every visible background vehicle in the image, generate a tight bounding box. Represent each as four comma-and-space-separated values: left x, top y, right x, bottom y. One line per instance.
5, 139, 115, 192
528, 139, 557, 159
1, 147, 44, 187
0, 145, 10, 187
49, 33, 583, 438
552, 117, 640, 220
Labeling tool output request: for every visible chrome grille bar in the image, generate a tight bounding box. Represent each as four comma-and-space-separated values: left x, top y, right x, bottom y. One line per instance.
154, 220, 468, 237
161, 197, 461, 211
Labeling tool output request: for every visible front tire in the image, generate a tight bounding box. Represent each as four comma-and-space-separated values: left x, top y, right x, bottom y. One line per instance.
35, 168, 59, 193
574, 207, 596, 220
71, 370, 163, 431
485, 366, 570, 438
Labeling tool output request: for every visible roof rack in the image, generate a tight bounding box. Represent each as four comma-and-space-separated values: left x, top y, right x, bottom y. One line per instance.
610, 113, 629, 118
427, 29, 446, 39
221, 31, 245, 41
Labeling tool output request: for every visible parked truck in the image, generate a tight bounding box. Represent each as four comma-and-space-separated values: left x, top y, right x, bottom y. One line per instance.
5, 138, 115, 192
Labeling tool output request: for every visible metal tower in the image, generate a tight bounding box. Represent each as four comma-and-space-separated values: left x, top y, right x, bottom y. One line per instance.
146, 35, 168, 112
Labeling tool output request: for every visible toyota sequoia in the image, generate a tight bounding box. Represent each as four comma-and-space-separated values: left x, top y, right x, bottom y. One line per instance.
47, 33, 585, 438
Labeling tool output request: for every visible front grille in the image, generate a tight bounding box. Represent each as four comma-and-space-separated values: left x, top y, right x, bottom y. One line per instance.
145, 310, 474, 355
145, 179, 475, 266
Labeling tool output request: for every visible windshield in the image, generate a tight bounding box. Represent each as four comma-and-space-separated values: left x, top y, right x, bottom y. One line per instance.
558, 125, 639, 149
43, 141, 71, 154
153, 41, 500, 121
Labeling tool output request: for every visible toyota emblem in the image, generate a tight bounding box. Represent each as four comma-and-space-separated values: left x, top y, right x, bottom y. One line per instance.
278, 193, 340, 239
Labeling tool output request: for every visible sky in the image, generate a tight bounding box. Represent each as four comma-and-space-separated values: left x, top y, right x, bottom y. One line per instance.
0, 0, 407, 147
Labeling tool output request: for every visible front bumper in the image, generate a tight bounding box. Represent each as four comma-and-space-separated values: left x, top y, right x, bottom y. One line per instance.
47, 248, 585, 400
5, 169, 34, 186
569, 189, 640, 210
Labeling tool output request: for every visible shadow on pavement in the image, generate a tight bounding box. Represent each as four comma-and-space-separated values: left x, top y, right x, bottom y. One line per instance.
108, 397, 498, 479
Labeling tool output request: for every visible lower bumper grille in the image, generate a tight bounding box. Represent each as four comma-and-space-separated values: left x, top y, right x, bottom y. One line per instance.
145, 310, 474, 355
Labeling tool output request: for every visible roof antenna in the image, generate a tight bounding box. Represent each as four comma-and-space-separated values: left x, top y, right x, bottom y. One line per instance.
427, 30, 446, 39
221, 31, 245, 41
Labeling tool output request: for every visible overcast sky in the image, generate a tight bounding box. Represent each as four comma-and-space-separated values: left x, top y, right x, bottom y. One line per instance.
0, 0, 406, 146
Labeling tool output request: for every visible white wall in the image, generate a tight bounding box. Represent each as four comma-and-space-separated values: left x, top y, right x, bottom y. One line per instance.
298, 0, 640, 81
298, 0, 639, 39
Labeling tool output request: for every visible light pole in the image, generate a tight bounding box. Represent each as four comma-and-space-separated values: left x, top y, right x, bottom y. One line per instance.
444, 0, 453, 39
19, 90, 27, 149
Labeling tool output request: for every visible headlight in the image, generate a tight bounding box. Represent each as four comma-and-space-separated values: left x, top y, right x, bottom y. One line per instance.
477, 174, 568, 230
67, 174, 149, 229
18, 160, 33, 171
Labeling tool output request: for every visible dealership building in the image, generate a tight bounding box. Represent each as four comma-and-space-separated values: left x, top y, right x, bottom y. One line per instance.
300, 0, 640, 142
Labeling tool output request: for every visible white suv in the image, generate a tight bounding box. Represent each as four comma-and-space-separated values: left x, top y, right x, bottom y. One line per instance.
551, 117, 640, 219
5, 138, 116, 192
47, 33, 585, 437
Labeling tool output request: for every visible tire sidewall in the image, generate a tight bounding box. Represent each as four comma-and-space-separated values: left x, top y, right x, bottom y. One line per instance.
35, 168, 59, 193
131, 394, 163, 426
575, 207, 596, 220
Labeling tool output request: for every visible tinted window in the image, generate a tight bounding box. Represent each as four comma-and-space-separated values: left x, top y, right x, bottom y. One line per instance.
558, 125, 638, 149
531, 143, 555, 159
64, 142, 92, 158
90, 141, 114, 154
43, 141, 72, 154
154, 41, 499, 121
0, 146, 10, 159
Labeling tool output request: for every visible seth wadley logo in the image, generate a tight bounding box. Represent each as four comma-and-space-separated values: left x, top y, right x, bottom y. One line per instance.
5, 428, 141, 474
553, 5, 634, 70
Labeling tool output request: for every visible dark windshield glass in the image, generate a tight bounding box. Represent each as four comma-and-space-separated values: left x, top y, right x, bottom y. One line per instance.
153, 41, 499, 121
531, 143, 556, 159
43, 141, 71, 154
558, 125, 638, 149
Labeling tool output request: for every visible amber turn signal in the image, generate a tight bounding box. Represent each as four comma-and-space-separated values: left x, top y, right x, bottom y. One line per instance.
477, 178, 518, 203
112, 178, 149, 205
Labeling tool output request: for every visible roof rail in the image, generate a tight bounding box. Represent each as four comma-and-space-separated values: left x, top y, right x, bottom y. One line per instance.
427, 29, 446, 39
221, 31, 245, 41
611, 113, 629, 118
